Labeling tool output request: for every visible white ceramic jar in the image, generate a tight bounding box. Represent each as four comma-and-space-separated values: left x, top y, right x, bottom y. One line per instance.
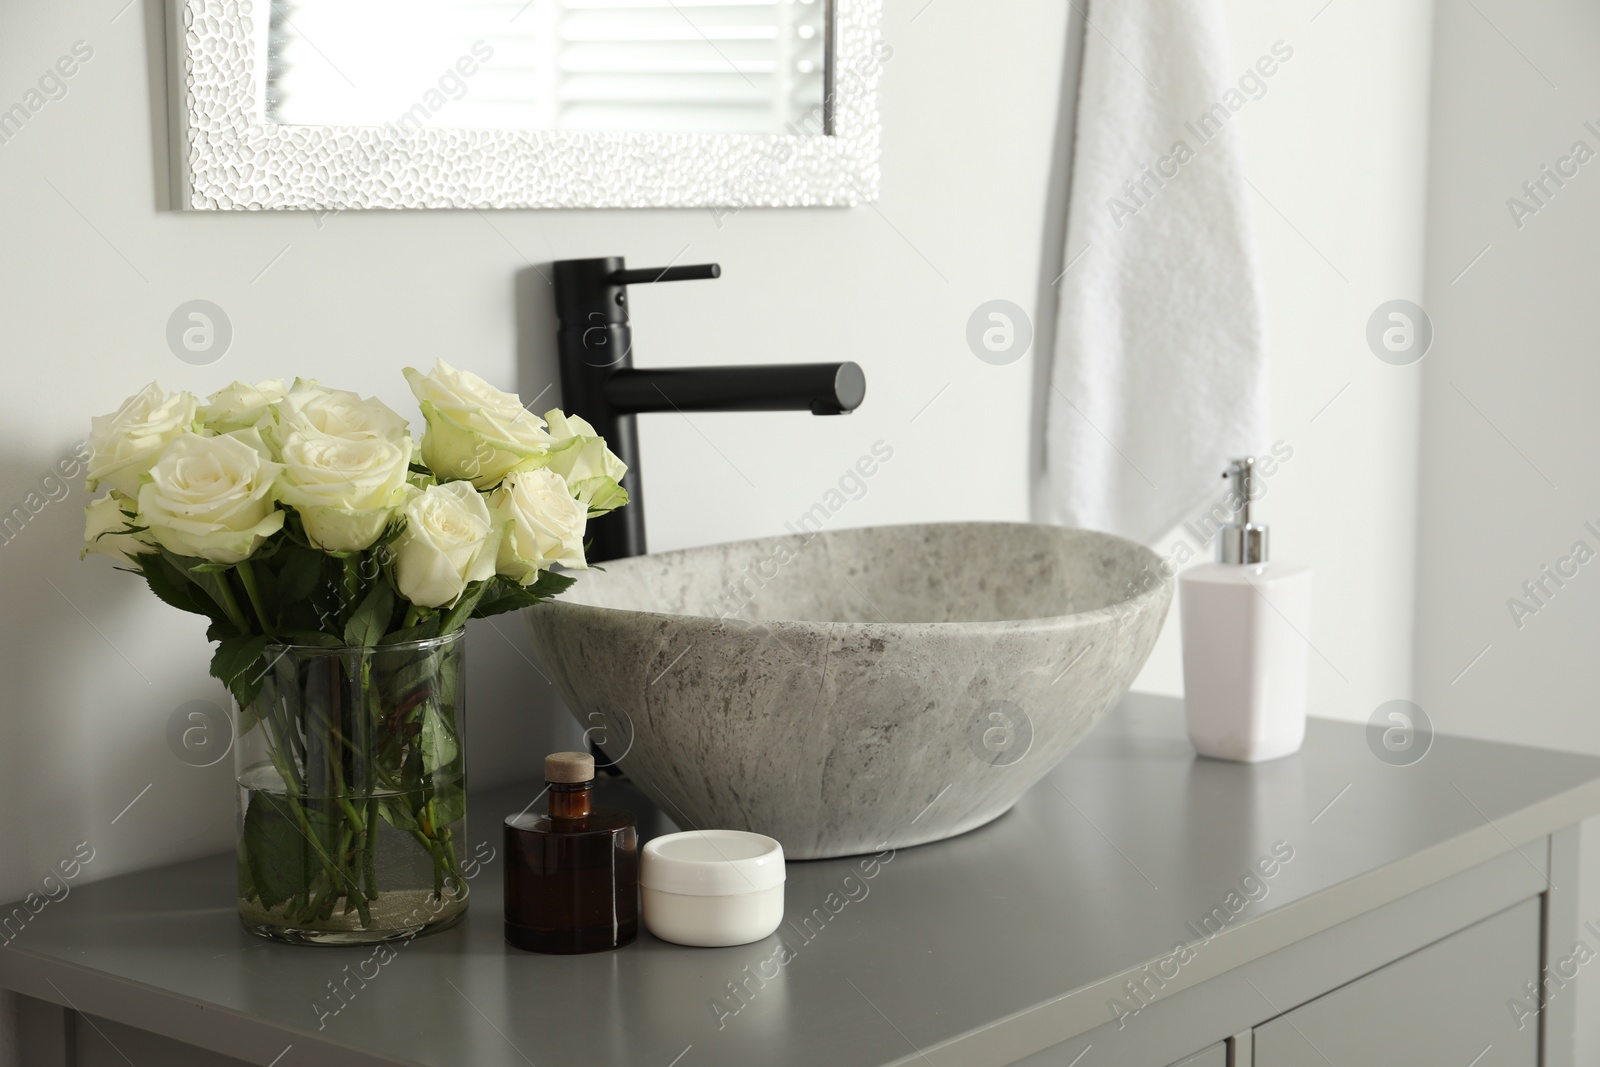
640, 830, 785, 947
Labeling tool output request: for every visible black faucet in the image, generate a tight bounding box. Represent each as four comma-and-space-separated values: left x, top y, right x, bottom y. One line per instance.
553, 256, 867, 563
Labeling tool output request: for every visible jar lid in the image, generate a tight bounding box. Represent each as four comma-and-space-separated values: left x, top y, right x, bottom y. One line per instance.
641, 830, 786, 896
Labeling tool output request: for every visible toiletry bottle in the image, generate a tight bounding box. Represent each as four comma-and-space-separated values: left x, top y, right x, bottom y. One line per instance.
1180, 457, 1313, 762
504, 751, 639, 953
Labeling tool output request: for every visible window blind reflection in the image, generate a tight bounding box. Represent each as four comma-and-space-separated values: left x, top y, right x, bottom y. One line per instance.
265, 0, 830, 135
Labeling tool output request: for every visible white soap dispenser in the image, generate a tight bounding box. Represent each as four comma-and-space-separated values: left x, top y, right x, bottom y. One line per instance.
1180, 457, 1313, 762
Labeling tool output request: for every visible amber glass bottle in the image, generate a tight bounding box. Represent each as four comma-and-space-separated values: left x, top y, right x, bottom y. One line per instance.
503, 751, 638, 953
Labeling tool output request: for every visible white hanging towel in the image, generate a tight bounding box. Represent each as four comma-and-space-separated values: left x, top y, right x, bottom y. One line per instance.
1034, 0, 1270, 545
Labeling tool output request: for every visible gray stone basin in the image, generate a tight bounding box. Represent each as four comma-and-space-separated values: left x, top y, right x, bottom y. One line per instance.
524, 522, 1172, 859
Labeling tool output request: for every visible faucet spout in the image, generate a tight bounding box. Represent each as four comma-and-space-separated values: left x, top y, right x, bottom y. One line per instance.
551, 255, 868, 561
604, 363, 865, 417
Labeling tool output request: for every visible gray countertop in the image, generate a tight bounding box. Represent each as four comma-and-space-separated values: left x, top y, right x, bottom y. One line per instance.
5, 693, 1600, 1067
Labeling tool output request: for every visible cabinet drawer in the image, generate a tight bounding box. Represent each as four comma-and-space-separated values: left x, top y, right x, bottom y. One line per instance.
1253, 896, 1540, 1066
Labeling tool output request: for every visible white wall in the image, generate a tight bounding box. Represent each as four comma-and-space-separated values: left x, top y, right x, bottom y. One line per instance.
1132, 0, 1435, 732
1414, 0, 1600, 1053
0, 0, 1446, 903
1129, 0, 1600, 1052
0, 0, 1069, 910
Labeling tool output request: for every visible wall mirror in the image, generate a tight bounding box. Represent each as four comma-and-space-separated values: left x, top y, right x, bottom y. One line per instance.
167, 0, 884, 210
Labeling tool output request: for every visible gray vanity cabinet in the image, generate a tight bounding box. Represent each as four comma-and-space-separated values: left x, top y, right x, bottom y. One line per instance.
1166, 1043, 1227, 1067
3, 699, 1595, 1067
1252, 898, 1540, 1066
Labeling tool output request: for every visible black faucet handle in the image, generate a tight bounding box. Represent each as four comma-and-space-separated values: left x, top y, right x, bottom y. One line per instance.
611, 263, 721, 286
554, 257, 720, 329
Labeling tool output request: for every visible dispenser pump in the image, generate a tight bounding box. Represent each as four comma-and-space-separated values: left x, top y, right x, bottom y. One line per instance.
1219, 457, 1268, 565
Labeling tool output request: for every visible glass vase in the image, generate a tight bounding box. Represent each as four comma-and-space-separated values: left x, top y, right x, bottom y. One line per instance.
233, 631, 468, 945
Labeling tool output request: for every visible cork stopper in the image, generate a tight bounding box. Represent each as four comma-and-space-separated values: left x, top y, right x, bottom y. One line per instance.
545, 751, 595, 784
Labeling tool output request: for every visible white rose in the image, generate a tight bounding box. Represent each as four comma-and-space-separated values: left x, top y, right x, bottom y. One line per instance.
276, 429, 414, 552
200, 379, 287, 435
404, 360, 552, 490
82, 492, 152, 564
275, 379, 410, 445
136, 433, 284, 564
393, 480, 497, 608
543, 409, 629, 515
86, 383, 199, 497
491, 468, 588, 582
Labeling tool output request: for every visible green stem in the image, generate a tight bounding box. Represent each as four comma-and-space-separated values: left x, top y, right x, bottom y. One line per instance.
318, 877, 340, 923
439, 824, 462, 894
362, 797, 380, 901
299, 658, 384, 928
262, 678, 306, 786
307, 687, 370, 833
237, 560, 274, 635
334, 824, 353, 914
402, 604, 422, 629
260, 704, 305, 796
297, 870, 330, 924
331, 823, 372, 927
254, 711, 363, 923
340, 556, 361, 626
409, 829, 449, 898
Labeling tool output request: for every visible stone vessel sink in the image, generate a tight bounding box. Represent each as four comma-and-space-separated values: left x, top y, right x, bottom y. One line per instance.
525, 522, 1172, 859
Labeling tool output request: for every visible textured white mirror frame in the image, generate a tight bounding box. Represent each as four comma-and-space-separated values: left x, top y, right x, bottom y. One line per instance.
167, 0, 884, 211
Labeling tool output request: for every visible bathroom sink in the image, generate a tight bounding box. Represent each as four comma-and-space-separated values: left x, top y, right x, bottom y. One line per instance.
524, 522, 1171, 859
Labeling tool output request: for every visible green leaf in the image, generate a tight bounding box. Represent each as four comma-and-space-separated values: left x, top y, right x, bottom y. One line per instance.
246, 535, 285, 563
165, 550, 249, 631
420, 702, 461, 779
241, 792, 334, 910
155, 545, 206, 573
428, 779, 466, 831
469, 590, 536, 621
236, 839, 257, 904
377, 795, 420, 834
375, 642, 445, 713
210, 634, 272, 709
471, 571, 578, 621
438, 580, 490, 634
528, 569, 579, 599
305, 580, 349, 637
343, 581, 395, 648
189, 562, 233, 574
273, 547, 324, 607
205, 618, 242, 644
379, 616, 444, 646
236, 675, 267, 737
464, 575, 515, 609
280, 509, 314, 548
136, 557, 211, 618
275, 628, 342, 648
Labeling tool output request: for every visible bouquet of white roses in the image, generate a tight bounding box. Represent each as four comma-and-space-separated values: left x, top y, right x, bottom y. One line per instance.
81, 360, 626, 939
83, 359, 624, 696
